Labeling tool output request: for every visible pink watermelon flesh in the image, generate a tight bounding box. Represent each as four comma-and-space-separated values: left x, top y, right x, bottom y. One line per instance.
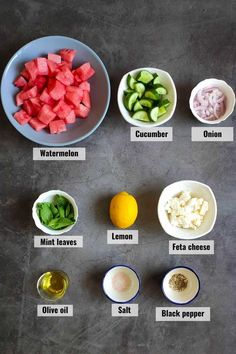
75, 104, 90, 118
49, 119, 67, 134
48, 79, 66, 100
82, 90, 91, 108
38, 104, 56, 125
29, 118, 47, 131
36, 58, 49, 75
78, 81, 90, 92
64, 110, 76, 124
14, 76, 27, 88
56, 66, 74, 86
48, 53, 61, 64
53, 99, 72, 119
14, 110, 31, 125
25, 60, 38, 81
59, 49, 77, 62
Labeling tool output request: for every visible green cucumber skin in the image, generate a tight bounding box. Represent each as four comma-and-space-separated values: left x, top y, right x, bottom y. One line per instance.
132, 110, 150, 122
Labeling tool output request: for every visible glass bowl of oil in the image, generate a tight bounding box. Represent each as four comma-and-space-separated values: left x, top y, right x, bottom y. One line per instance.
37, 270, 69, 301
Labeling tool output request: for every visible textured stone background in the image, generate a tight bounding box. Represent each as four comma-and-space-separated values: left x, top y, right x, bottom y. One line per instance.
0, 1, 235, 353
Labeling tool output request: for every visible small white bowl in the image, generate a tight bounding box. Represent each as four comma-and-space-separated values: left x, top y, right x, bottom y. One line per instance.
157, 180, 217, 239
162, 267, 200, 305
189, 78, 235, 124
117, 67, 177, 127
103, 265, 140, 303
32, 190, 78, 235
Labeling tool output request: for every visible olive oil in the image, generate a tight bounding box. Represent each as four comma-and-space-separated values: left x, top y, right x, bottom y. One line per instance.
37, 271, 69, 301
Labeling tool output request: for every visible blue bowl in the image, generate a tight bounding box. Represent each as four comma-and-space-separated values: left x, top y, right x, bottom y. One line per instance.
1, 36, 111, 146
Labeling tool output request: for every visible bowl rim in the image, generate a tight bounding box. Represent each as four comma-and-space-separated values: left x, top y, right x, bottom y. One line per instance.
162, 266, 200, 305
32, 189, 78, 235
117, 67, 177, 127
157, 180, 217, 239
102, 264, 140, 303
189, 78, 236, 125
1, 35, 111, 146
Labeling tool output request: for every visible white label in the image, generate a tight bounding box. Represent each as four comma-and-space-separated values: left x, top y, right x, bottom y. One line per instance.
112, 304, 138, 317
107, 230, 138, 244
156, 307, 210, 321
34, 235, 83, 248
130, 127, 173, 142
33, 148, 86, 160
169, 240, 214, 255
191, 127, 233, 142
37, 305, 73, 317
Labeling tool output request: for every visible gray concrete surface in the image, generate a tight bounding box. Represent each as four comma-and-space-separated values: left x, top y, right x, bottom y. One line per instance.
0, 1, 236, 353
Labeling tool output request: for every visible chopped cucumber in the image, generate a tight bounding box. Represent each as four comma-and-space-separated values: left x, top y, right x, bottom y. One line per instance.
124, 88, 134, 95
125, 92, 139, 111
132, 110, 150, 122
133, 101, 143, 112
136, 70, 154, 84
139, 98, 154, 108
153, 74, 160, 85
144, 89, 160, 101
154, 84, 168, 95
158, 105, 167, 117
134, 82, 145, 98
161, 99, 171, 108
149, 107, 159, 122
127, 74, 137, 89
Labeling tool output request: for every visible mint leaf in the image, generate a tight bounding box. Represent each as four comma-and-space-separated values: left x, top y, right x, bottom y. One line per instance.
37, 203, 53, 225
48, 217, 75, 230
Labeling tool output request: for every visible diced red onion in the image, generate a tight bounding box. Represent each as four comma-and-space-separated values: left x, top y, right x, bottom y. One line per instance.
193, 86, 226, 120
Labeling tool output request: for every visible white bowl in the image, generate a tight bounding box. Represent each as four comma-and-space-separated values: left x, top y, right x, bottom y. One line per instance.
32, 190, 78, 235
189, 78, 235, 124
157, 180, 217, 239
162, 267, 200, 305
117, 67, 177, 127
103, 265, 140, 303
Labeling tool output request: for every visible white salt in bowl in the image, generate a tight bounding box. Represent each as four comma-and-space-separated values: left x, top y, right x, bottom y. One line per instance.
103, 265, 140, 303
162, 266, 200, 305
189, 78, 235, 124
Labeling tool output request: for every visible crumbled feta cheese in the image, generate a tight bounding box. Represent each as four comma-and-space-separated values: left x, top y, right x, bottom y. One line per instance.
165, 191, 209, 230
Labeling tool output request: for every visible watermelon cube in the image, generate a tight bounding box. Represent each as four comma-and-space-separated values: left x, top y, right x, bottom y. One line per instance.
65, 86, 83, 107
75, 62, 95, 81
30, 97, 42, 113
20, 86, 38, 101
82, 91, 91, 108
78, 81, 90, 92
36, 58, 49, 75
48, 79, 66, 100
25, 60, 38, 80
40, 88, 55, 106
16, 92, 24, 106
64, 110, 76, 124
20, 69, 30, 80
38, 104, 56, 125
73, 73, 82, 83
56, 66, 74, 86
29, 118, 47, 131
14, 110, 31, 125
75, 103, 90, 118
49, 119, 67, 134
53, 99, 72, 119
59, 49, 77, 63
23, 100, 38, 116
14, 76, 27, 88
47, 59, 58, 76
33, 76, 47, 92
48, 53, 61, 64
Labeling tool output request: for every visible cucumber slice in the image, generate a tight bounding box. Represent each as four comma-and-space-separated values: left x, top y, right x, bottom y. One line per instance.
144, 89, 160, 101
125, 92, 139, 111
136, 70, 154, 84
124, 88, 134, 95
161, 99, 171, 108
133, 101, 143, 112
127, 74, 137, 89
153, 74, 160, 85
154, 84, 168, 95
132, 110, 150, 122
134, 82, 145, 98
139, 98, 154, 108
158, 105, 167, 117
149, 107, 159, 122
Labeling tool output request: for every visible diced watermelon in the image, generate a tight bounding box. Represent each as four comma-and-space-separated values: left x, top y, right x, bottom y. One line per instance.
48, 53, 61, 64
56, 66, 74, 86
78, 81, 90, 92
32, 76, 47, 92
40, 88, 55, 106
82, 91, 91, 108
64, 110, 76, 124
49, 119, 67, 134
48, 79, 66, 100
38, 104, 56, 125
14, 76, 28, 88
75, 103, 90, 118
23, 100, 38, 116
53, 99, 72, 119
14, 110, 31, 125
20, 86, 38, 101
25, 60, 38, 80
59, 49, 77, 63
16, 92, 24, 106
73, 73, 82, 83
65, 86, 83, 107
20, 69, 30, 80
36, 58, 49, 75
47, 59, 58, 76
29, 118, 47, 132
75, 62, 95, 81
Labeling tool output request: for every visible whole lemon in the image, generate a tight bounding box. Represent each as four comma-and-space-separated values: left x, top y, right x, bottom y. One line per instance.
109, 191, 138, 229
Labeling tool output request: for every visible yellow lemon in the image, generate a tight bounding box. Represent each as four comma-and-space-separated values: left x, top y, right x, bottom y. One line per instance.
109, 191, 138, 229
